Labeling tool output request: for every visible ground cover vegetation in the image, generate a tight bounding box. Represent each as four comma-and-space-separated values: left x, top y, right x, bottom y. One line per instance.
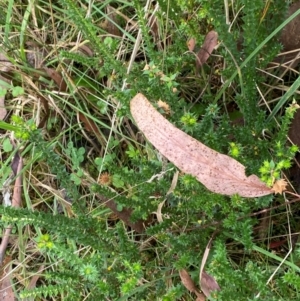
1, 0, 300, 300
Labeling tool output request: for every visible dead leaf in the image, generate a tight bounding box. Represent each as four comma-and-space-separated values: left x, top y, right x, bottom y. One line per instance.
77, 112, 101, 135
200, 271, 221, 297
0, 227, 13, 265
37, 94, 50, 128
130, 93, 273, 197
0, 150, 22, 264
77, 112, 107, 147
11, 152, 20, 176
187, 38, 196, 51
79, 44, 94, 57
269, 239, 286, 249
271, 179, 288, 194
96, 194, 147, 233
0, 94, 6, 121
0, 53, 13, 72
196, 31, 218, 69
44, 68, 67, 92
179, 268, 206, 300
179, 269, 199, 293
288, 108, 300, 146
157, 99, 170, 115
0, 256, 15, 301
12, 152, 23, 208
199, 236, 220, 297
100, 5, 121, 36
27, 265, 45, 290
0, 76, 9, 120
279, 2, 300, 53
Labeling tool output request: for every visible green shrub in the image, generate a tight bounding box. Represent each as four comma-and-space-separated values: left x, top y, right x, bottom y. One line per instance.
1, 0, 300, 300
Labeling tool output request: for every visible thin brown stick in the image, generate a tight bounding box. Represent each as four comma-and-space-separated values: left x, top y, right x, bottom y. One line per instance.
0, 152, 23, 264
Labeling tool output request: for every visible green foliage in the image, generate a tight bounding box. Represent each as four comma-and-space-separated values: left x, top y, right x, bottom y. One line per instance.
65, 142, 85, 185
1, 0, 300, 300
28, 129, 81, 205
10, 115, 36, 140
57, 0, 122, 73
2, 138, 13, 152
20, 284, 64, 299
59, 50, 99, 67
180, 112, 198, 133
229, 142, 242, 158
0, 82, 24, 97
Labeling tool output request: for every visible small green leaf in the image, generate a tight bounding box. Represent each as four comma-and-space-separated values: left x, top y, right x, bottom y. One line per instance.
104, 37, 113, 47
0, 80, 11, 89
0, 165, 12, 186
3, 138, 13, 152
116, 203, 123, 211
71, 173, 81, 185
112, 174, 124, 188
95, 157, 103, 167
126, 145, 140, 159
78, 147, 85, 156
77, 169, 83, 177
0, 87, 7, 97
12, 86, 24, 97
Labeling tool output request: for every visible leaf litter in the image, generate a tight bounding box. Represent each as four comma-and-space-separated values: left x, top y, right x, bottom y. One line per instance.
196, 31, 219, 69
130, 93, 273, 198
